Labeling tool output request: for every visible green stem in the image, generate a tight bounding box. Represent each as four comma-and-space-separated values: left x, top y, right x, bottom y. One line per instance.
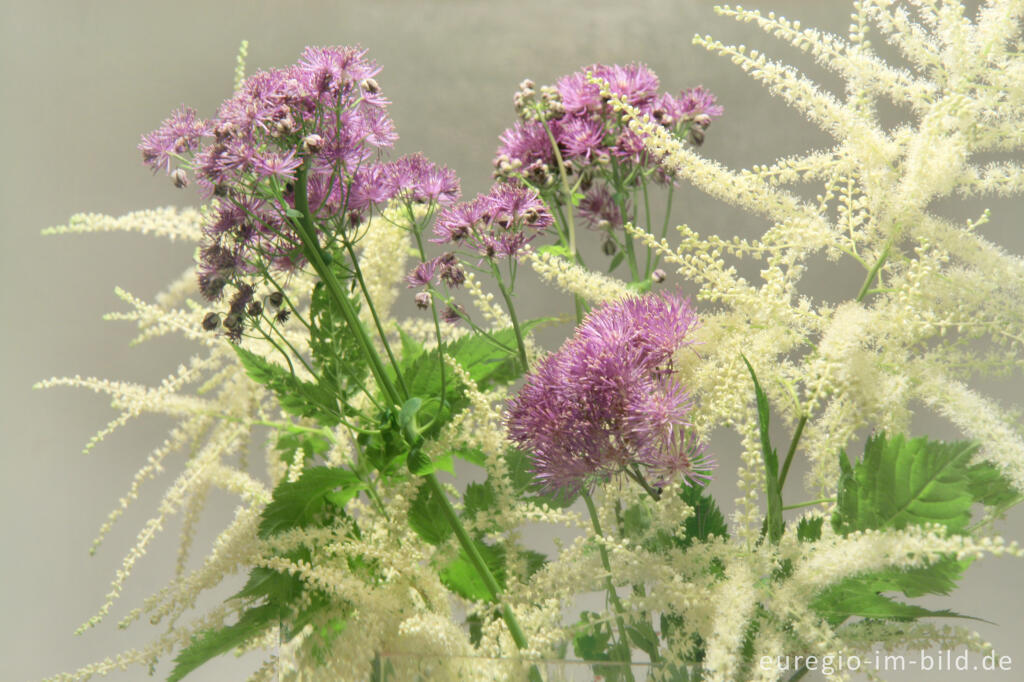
292, 162, 402, 407
611, 159, 640, 281
626, 464, 662, 501
340, 238, 410, 399
777, 414, 807, 491
856, 240, 892, 303
581, 490, 636, 680
541, 119, 577, 257
781, 497, 834, 511
423, 474, 540, 680
491, 261, 530, 371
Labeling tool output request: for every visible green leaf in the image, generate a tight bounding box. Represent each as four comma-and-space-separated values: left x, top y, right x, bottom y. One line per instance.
537, 244, 573, 260
966, 461, 1021, 510
234, 346, 340, 426
258, 467, 366, 538
741, 355, 783, 543
572, 611, 613, 662
463, 481, 499, 520
309, 281, 368, 403
168, 604, 282, 682
796, 516, 824, 543
440, 540, 505, 602
832, 433, 980, 535
811, 579, 971, 626
626, 620, 660, 660
407, 480, 454, 545
678, 484, 729, 548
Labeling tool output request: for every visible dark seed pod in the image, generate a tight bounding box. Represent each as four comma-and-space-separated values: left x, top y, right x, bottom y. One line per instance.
202, 312, 221, 331
267, 291, 284, 309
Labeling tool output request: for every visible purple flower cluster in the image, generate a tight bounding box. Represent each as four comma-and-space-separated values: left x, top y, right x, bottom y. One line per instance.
430, 183, 553, 261
140, 46, 460, 306
493, 63, 723, 195
506, 292, 713, 494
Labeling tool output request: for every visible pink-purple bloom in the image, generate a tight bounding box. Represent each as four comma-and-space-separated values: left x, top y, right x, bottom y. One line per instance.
432, 183, 552, 260
506, 292, 713, 494
494, 63, 723, 184
139, 46, 461, 306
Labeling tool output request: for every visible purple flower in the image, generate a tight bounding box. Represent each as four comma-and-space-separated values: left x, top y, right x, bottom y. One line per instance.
556, 71, 603, 115
432, 183, 552, 261
253, 150, 302, 182
383, 153, 460, 204
495, 120, 554, 169
554, 117, 607, 162
139, 106, 208, 174
506, 292, 712, 494
578, 187, 624, 230
677, 86, 724, 120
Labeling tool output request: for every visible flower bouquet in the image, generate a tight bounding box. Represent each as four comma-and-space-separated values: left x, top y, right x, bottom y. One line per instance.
40, 1, 1024, 680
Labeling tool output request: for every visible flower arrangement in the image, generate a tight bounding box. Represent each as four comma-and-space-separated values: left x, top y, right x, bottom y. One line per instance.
37, 1, 1024, 680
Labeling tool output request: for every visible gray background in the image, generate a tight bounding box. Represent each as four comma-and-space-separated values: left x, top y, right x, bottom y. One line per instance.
3, 1, 1022, 680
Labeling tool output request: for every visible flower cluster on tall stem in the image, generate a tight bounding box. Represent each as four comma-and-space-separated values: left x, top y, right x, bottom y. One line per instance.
140, 46, 459, 341
507, 291, 713, 494
492, 64, 722, 287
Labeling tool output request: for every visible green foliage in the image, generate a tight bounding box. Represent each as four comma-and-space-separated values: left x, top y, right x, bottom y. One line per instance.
813, 432, 1017, 627
309, 280, 368, 401
168, 604, 283, 682
234, 346, 340, 426
275, 431, 331, 467
407, 480, 454, 546
833, 434, 981, 534
258, 467, 366, 539
741, 356, 783, 543
441, 539, 506, 602
622, 484, 728, 555
796, 516, 824, 543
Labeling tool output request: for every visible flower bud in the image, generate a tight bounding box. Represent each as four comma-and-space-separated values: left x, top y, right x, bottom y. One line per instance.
301, 134, 324, 154
415, 292, 431, 309
202, 312, 221, 331
652, 268, 667, 283
603, 238, 617, 256
170, 168, 189, 188
361, 78, 380, 94
267, 291, 284, 309
223, 312, 244, 331
247, 301, 263, 317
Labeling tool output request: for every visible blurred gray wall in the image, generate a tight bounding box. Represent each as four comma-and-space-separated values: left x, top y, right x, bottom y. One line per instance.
2, 1, 1021, 680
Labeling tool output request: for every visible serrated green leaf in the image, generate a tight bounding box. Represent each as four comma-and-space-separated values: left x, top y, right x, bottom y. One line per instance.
966, 461, 1021, 510
440, 540, 505, 602
464, 481, 499, 520
832, 433, 979, 535
234, 346, 341, 426
407, 480, 454, 545
259, 467, 365, 538
679, 484, 729, 548
811, 580, 971, 626
168, 604, 282, 682
796, 516, 824, 543
309, 280, 368, 402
